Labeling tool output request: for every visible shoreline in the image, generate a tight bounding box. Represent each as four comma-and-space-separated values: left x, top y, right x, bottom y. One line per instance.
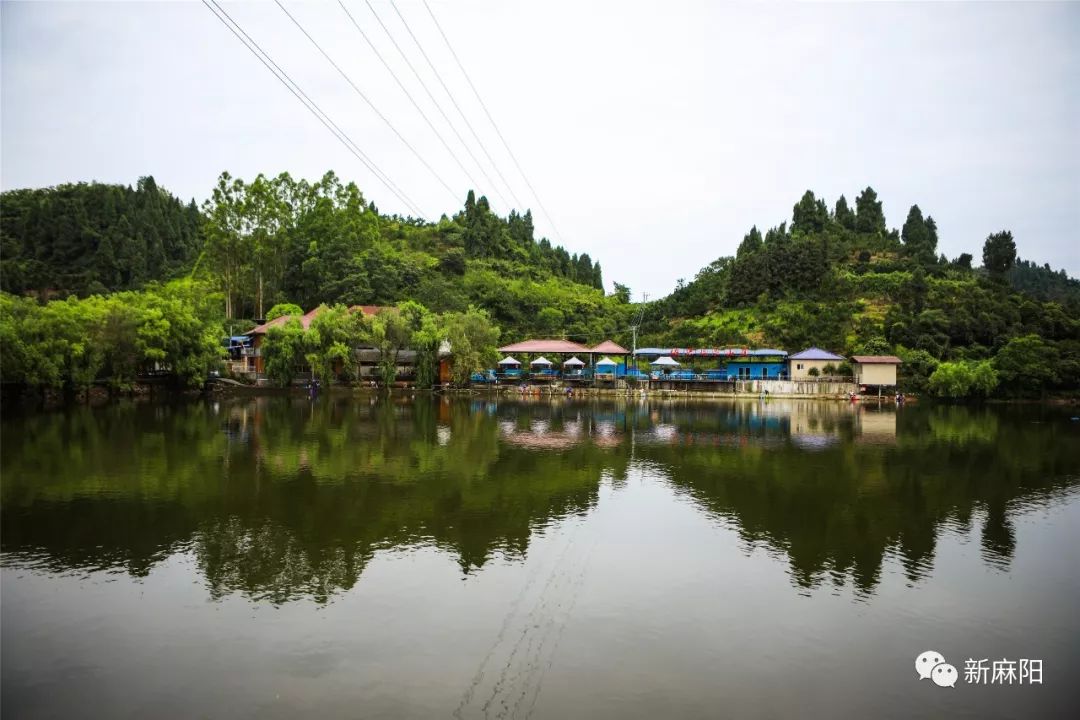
4, 380, 1077, 413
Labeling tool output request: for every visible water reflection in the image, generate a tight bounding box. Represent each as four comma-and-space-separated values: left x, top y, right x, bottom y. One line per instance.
2, 397, 1077, 603
633, 400, 1077, 594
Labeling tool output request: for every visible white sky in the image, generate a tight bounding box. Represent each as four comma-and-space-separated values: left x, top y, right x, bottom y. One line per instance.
2, 0, 1078, 299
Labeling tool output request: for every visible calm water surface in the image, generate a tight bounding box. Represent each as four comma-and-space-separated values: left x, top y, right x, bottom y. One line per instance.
2, 397, 1079, 719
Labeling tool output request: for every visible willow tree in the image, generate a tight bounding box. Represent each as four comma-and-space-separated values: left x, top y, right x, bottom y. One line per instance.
303, 304, 364, 385
442, 306, 500, 386
263, 317, 305, 387
368, 308, 411, 388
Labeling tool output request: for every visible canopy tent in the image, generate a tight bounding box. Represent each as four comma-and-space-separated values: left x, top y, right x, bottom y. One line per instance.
650, 356, 681, 367
497, 356, 521, 366
529, 356, 553, 366
588, 340, 629, 355
562, 356, 585, 367
498, 339, 589, 354
595, 356, 619, 367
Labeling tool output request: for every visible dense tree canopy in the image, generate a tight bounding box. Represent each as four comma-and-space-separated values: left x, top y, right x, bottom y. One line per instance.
644, 186, 1080, 398
983, 230, 1017, 278
194, 173, 607, 323
3, 174, 1077, 398
1, 177, 202, 298
0, 279, 222, 391
2, 171, 631, 353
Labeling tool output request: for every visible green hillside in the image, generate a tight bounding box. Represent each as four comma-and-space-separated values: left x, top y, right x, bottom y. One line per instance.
1, 177, 202, 297
641, 188, 1080, 396
2, 177, 1078, 398
195, 171, 631, 341
1, 172, 632, 343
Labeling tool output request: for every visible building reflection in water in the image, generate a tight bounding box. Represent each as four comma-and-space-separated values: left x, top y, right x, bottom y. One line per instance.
1, 397, 1076, 603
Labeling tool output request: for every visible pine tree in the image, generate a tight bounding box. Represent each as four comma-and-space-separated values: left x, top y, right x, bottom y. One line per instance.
792, 190, 828, 235
901, 204, 936, 264
737, 226, 763, 258
834, 195, 856, 230
855, 186, 886, 235
983, 231, 1017, 278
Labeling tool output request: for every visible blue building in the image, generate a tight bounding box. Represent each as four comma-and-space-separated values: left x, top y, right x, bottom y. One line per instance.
633, 348, 789, 380
721, 349, 789, 380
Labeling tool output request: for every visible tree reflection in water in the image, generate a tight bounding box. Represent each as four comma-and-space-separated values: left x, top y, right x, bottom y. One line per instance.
2, 397, 1076, 602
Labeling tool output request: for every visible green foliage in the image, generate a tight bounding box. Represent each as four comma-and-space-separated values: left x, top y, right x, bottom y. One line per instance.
612, 283, 632, 304
645, 185, 1079, 397
266, 303, 303, 321
807, 366, 820, 377
726, 227, 830, 307
443, 306, 500, 386
262, 317, 306, 387
982, 230, 1017, 278
0, 177, 202, 298
992, 334, 1057, 397
854, 186, 886, 235
928, 361, 999, 398
8, 173, 1079, 399
792, 190, 829, 236
400, 301, 442, 390
367, 308, 412, 388
833, 195, 856, 231
304, 304, 364, 385
1007, 258, 1080, 304
901, 205, 938, 265
194, 171, 616, 340
895, 346, 939, 394
6, 171, 630, 355
0, 280, 222, 390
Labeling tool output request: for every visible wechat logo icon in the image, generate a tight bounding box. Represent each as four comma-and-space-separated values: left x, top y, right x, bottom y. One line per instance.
916, 650, 957, 688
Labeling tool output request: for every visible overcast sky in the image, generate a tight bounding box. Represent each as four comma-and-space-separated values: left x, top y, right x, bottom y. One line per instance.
3, 0, 1077, 298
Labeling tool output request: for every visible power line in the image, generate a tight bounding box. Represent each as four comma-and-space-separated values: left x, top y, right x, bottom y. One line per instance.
388, 0, 525, 212
332, 0, 489, 208
422, 0, 567, 245
365, 0, 514, 212
202, 0, 427, 219
272, 0, 460, 204
204, 0, 424, 217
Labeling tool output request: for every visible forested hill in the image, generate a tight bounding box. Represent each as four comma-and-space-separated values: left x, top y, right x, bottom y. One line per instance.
1, 177, 202, 298
642, 187, 1080, 396
195, 171, 620, 337
1, 172, 630, 341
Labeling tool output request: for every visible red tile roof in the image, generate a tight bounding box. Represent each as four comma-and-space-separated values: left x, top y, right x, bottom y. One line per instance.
498, 339, 589, 354
589, 340, 629, 354
350, 305, 387, 317
248, 305, 390, 335
248, 308, 320, 335
851, 355, 903, 364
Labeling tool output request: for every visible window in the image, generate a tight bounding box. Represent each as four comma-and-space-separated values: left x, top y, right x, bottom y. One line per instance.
738, 367, 751, 379
796, 363, 804, 370
761, 367, 769, 378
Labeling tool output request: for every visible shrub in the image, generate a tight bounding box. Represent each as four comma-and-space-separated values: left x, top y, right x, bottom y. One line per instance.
928, 360, 999, 398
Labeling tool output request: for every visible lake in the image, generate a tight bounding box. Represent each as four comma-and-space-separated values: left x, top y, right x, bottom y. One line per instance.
2, 396, 1079, 719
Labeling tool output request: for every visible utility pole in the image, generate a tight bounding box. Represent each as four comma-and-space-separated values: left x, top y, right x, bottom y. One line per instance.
630, 293, 648, 375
